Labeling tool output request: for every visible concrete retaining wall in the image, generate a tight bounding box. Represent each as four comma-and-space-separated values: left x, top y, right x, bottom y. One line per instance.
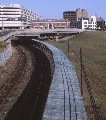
0, 44, 12, 65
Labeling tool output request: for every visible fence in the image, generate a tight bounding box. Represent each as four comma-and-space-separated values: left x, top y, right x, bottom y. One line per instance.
67, 41, 101, 120
80, 48, 101, 120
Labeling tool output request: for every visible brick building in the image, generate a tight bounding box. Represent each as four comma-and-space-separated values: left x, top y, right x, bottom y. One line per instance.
63, 8, 88, 21
31, 19, 70, 29
63, 11, 77, 21
76, 8, 88, 20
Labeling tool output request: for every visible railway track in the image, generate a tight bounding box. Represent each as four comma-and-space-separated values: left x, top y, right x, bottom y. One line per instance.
0, 45, 35, 120
0, 46, 26, 104
4, 40, 54, 120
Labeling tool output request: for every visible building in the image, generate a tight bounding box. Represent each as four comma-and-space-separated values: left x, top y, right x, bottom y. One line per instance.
0, 4, 37, 29
63, 11, 77, 21
76, 8, 88, 20
70, 21, 81, 28
96, 17, 105, 30
21, 6, 38, 22
31, 19, 70, 29
63, 8, 88, 21
64, 9, 98, 30
0, 4, 26, 29
80, 16, 97, 29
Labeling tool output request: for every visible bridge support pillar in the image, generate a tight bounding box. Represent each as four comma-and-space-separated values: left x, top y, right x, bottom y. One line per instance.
56, 36, 59, 41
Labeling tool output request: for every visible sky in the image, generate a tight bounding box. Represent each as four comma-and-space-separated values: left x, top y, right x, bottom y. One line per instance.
0, 0, 106, 20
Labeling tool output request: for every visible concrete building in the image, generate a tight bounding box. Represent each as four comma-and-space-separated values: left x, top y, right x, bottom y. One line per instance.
0, 4, 26, 29
80, 16, 97, 29
0, 4, 37, 29
70, 21, 81, 28
21, 6, 38, 23
31, 19, 70, 29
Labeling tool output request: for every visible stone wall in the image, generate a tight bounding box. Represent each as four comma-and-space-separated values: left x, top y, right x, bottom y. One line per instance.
0, 44, 12, 65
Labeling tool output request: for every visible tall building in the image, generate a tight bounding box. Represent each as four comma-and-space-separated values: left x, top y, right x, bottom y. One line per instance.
0, 4, 22, 19
63, 8, 88, 21
63, 11, 77, 21
0, 4, 22, 29
0, 4, 37, 29
21, 6, 38, 22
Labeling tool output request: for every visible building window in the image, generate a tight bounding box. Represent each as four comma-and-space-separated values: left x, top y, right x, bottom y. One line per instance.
88, 22, 92, 24
84, 25, 87, 27
84, 22, 87, 24
91, 18, 93, 22
88, 25, 92, 27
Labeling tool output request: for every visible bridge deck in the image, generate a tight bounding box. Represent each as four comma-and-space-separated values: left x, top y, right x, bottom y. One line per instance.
42, 43, 87, 120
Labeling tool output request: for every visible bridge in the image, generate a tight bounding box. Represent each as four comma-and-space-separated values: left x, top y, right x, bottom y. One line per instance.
14, 29, 80, 41
0, 28, 84, 42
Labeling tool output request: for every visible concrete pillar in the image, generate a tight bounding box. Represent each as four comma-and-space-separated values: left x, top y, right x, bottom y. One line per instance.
56, 36, 59, 41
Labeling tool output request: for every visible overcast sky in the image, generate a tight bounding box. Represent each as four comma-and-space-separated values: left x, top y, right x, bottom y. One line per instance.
0, 0, 106, 20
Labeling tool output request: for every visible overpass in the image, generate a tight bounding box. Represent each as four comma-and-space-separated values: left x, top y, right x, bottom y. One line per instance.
0, 28, 84, 42
14, 29, 80, 40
